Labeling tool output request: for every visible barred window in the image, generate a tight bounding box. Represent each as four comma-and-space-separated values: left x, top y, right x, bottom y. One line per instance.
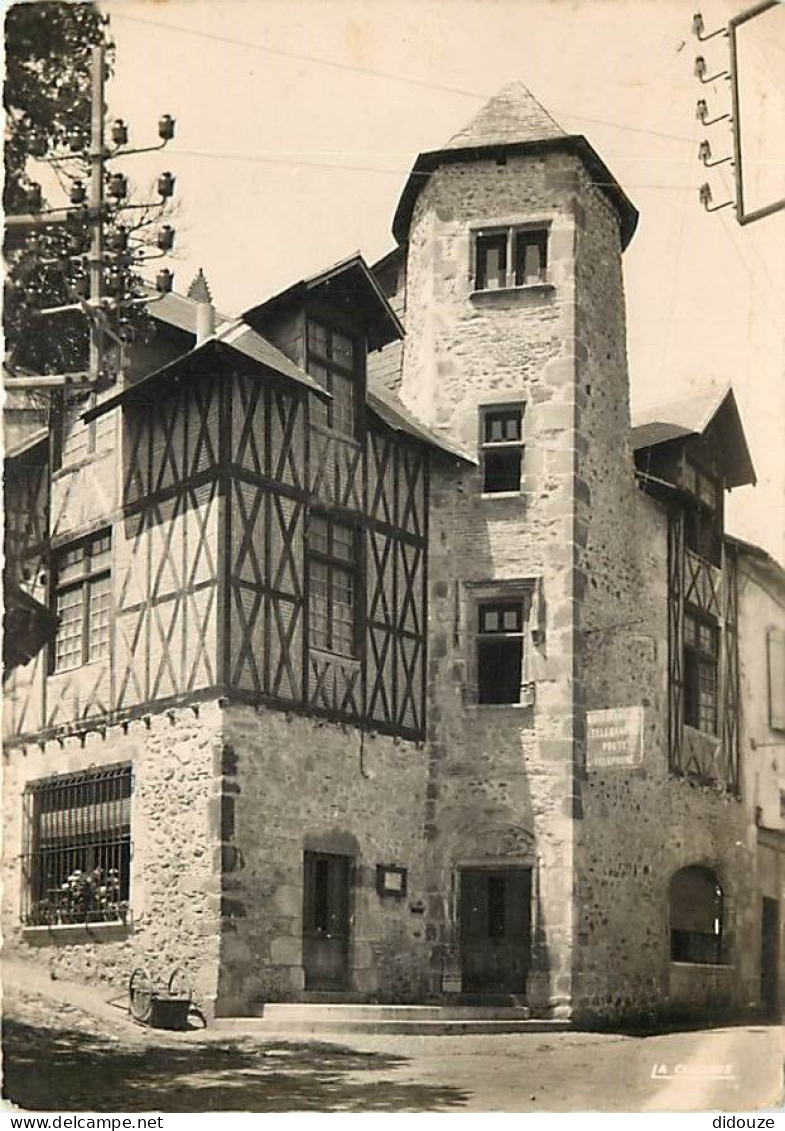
22, 764, 132, 927
684, 608, 719, 734
307, 514, 359, 657
306, 319, 357, 437
52, 530, 112, 673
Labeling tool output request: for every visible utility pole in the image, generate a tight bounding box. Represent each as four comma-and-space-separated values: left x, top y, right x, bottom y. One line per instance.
3, 35, 177, 397
89, 42, 105, 385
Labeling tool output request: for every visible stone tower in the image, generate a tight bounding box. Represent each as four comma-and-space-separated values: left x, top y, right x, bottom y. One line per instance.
391, 83, 640, 1016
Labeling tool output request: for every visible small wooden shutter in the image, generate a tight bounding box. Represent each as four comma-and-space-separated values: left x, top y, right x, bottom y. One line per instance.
768, 627, 785, 731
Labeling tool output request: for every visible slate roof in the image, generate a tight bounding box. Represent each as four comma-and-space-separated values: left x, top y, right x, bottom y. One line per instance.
443, 82, 566, 150
631, 387, 736, 439
84, 317, 327, 422
244, 253, 403, 351
631, 384, 756, 489
392, 82, 638, 249
147, 289, 230, 337
367, 381, 475, 464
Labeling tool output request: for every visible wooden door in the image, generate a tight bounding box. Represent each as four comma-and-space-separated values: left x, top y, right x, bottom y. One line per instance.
761, 897, 780, 1017
303, 851, 351, 991
460, 868, 532, 993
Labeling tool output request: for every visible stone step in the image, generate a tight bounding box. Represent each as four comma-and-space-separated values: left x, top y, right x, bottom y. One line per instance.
215, 1002, 571, 1036
257, 1003, 535, 1021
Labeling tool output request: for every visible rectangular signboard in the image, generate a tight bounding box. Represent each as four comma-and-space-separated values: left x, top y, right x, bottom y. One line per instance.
587, 705, 645, 769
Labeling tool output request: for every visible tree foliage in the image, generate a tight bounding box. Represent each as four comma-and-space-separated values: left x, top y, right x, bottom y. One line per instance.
4, 1, 111, 213
4, 2, 113, 374
4, 3, 174, 387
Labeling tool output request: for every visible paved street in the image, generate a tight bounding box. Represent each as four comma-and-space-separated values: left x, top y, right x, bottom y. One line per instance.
2, 975, 783, 1113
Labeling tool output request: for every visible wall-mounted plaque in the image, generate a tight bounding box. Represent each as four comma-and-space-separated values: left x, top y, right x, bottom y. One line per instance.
587, 705, 645, 769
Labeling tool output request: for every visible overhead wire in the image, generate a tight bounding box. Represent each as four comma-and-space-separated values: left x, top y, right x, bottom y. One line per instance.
170, 146, 698, 190
110, 10, 697, 146
656, 95, 702, 389
110, 10, 781, 323
714, 164, 783, 325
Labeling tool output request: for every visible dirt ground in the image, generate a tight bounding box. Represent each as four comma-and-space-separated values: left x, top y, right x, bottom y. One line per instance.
2, 981, 783, 1113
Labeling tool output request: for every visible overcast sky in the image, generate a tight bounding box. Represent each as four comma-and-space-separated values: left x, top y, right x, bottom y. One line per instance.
101, 0, 784, 562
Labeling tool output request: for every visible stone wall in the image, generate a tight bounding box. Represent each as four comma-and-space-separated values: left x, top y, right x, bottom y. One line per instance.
2, 702, 224, 1016
575, 488, 758, 1022
737, 552, 785, 1014
737, 553, 785, 832
214, 702, 429, 1013
400, 150, 596, 1016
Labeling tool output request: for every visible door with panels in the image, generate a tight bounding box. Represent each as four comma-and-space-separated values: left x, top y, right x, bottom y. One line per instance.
302, 851, 352, 991
459, 868, 532, 994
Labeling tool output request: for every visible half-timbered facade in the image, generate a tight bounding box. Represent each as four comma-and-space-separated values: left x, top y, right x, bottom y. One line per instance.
3, 82, 780, 1022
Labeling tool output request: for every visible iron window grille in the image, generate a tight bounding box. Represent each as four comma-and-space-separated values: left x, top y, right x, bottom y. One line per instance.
477, 600, 527, 705
683, 607, 719, 735
306, 319, 358, 438
473, 226, 549, 292
51, 530, 112, 673
307, 513, 360, 658
479, 405, 525, 493
22, 764, 132, 927
669, 865, 724, 965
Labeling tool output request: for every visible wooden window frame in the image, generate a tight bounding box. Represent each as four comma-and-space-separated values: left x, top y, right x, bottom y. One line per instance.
683, 606, 719, 735
479, 403, 525, 495
472, 224, 550, 293
305, 318, 360, 440
475, 596, 530, 706
21, 763, 132, 927
50, 529, 112, 674
682, 460, 722, 566
306, 513, 361, 659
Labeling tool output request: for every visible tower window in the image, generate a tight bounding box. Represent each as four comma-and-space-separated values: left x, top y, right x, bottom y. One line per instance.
480, 405, 525, 493
473, 226, 549, 292
477, 600, 525, 704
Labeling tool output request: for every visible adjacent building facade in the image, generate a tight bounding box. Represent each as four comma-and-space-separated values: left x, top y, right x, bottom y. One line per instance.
3, 83, 783, 1023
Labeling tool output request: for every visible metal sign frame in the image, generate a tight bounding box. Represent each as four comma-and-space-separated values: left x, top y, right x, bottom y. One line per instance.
728, 0, 785, 225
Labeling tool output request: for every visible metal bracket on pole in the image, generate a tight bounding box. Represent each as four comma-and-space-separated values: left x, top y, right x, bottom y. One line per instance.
3, 373, 95, 391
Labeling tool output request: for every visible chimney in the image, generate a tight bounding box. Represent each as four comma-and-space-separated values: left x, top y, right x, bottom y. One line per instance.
187, 268, 215, 345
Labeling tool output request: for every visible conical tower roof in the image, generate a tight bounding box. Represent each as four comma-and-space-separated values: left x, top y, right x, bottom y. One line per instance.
391, 82, 638, 249
187, 268, 213, 304
443, 82, 566, 151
